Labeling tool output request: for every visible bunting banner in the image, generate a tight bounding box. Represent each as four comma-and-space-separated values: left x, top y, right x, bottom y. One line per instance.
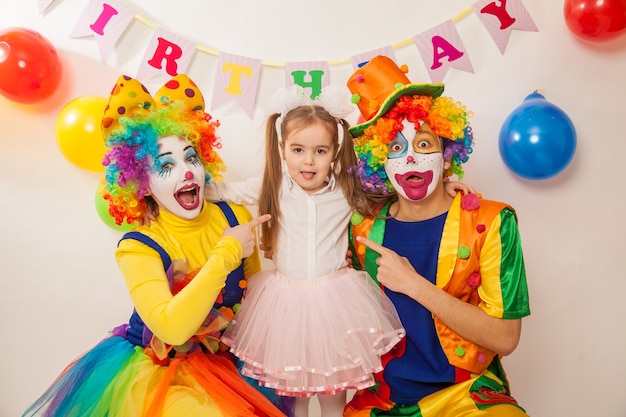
350, 47, 396, 69
284, 61, 329, 99
473, 0, 538, 54
136, 26, 197, 80
69, 0, 134, 61
38, 0, 538, 119
211, 53, 262, 118
414, 20, 475, 83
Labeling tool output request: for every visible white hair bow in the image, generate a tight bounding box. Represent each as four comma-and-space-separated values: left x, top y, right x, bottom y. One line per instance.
267, 85, 354, 119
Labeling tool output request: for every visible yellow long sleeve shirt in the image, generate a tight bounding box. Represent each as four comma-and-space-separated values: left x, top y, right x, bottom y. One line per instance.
115, 201, 262, 346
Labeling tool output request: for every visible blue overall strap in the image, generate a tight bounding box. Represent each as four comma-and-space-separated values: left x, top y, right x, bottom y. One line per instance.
118, 231, 171, 347
119, 231, 172, 271
215, 201, 238, 227
214, 201, 246, 308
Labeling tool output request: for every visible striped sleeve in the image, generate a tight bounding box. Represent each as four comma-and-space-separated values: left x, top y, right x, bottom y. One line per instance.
478, 208, 530, 319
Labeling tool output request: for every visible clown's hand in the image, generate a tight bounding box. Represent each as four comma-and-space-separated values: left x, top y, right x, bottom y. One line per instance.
356, 236, 422, 296
443, 178, 477, 197
259, 239, 273, 260
223, 214, 271, 258
138, 201, 159, 227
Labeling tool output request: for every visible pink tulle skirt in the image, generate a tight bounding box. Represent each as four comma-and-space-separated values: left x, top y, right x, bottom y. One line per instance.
222, 267, 406, 397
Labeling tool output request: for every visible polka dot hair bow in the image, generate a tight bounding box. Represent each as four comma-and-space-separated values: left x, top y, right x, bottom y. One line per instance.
101, 74, 205, 138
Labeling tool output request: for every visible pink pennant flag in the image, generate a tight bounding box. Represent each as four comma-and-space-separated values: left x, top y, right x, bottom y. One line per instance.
37, 0, 56, 14
136, 26, 197, 81
413, 20, 474, 83
351, 47, 395, 70
284, 61, 329, 99
473, 0, 538, 54
211, 53, 262, 119
70, 0, 134, 61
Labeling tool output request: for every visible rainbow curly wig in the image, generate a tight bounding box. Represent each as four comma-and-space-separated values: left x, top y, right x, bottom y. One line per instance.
100, 75, 224, 226
351, 94, 473, 195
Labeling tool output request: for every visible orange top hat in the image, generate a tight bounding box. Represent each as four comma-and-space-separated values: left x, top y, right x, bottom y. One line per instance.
347, 55, 444, 137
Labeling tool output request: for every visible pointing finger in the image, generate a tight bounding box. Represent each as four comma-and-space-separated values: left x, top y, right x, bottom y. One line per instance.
356, 236, 388, 255
247, 214, 271, 229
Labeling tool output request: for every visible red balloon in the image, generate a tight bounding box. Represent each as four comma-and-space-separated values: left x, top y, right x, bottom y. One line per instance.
564, 0, 626, 42
0, 27, 62, 104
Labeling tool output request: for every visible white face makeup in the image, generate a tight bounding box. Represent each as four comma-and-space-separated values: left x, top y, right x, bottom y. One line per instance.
280, 122, 335, 195
148, 135, 205, 219
384, 121, 444, 201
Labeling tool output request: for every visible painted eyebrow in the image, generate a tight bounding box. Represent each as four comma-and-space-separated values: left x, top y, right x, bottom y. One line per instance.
156, 152, 172, 160
157, 145, 195, 159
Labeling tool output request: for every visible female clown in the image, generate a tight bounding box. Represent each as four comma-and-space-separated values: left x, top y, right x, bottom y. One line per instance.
22, 75, 286, 417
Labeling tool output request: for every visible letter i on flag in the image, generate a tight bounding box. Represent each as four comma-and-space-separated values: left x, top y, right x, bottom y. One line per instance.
70, 0, 135, 61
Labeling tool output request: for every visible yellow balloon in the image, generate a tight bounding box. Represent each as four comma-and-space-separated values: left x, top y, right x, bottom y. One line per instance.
55, 96, 107, 173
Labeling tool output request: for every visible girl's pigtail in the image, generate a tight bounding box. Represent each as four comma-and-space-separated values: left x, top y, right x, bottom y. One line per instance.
336, 119, 381, 218
259, 113, 283, 254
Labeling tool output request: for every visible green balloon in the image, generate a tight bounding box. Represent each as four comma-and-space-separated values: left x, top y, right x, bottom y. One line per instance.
94, 184, 137, 232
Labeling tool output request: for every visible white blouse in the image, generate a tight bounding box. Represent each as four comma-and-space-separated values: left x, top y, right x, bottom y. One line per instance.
204, 172, 351, 280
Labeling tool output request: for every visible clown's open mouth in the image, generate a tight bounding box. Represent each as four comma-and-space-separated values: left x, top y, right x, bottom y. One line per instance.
405, 174, 424, 183
175, 185, 200, 209
396, 171, 433, 187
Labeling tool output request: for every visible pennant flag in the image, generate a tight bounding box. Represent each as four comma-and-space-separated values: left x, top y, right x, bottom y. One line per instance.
70, 0, 134, 61
473, 0, 538, 54
211, 53, 262, 119
37, 0, 56, 14
136, 26, 197, 80
284, 61, 329, 99
351, 47, 395, 70
413, 20, 474, 83
36, 0, 539, 116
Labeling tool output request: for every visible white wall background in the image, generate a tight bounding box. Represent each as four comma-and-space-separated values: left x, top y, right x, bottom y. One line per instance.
1, 1, 625, 416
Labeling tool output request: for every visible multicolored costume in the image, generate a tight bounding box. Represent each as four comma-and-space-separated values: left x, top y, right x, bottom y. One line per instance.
22, 75, 285, 417
342, 56, 530, 416
347, 195, 529, 416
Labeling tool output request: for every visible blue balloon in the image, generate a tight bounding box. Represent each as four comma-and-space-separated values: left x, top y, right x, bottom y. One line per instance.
498, 92, 576, 180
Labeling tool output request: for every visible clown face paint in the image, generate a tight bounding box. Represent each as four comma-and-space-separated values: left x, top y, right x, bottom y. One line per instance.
385, 121, 444, 201
148, 135, 205, 219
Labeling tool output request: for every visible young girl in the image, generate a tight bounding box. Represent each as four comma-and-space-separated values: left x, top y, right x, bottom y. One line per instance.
22, 74, 285, 417
202, 86, 405, 417
205, 86, 469, 417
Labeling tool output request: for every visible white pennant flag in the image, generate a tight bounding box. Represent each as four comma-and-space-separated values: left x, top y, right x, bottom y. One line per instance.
70, 0, 135, 61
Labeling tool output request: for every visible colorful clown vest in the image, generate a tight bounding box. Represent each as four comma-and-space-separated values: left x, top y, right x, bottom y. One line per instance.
350, 193, 513, 376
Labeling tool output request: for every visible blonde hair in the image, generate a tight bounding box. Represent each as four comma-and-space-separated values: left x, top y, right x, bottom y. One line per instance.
258, 105, 380, 253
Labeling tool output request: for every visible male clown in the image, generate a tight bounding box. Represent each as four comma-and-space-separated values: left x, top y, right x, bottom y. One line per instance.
344, 56, 530, 417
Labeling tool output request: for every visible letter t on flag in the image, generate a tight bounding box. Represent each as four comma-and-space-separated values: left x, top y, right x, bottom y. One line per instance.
211, 53, 262, 119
